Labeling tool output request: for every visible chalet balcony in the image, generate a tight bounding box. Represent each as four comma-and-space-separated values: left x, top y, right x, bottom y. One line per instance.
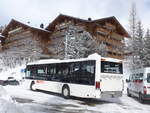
111, 32, 124, 40
107, 46, 123, 53
97, 35, 123, 46
96, 27, 110, 35
107, 54, 123, 59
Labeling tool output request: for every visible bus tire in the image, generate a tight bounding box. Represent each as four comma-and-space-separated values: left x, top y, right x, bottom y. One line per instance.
30, 81, 36, 91
62, 85, 70, 99
139, 93, 144, 103
127, 88, 131, 97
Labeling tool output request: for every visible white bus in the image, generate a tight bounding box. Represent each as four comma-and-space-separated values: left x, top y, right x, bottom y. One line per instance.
126, 67, 150, 103
25, 53, 123, 99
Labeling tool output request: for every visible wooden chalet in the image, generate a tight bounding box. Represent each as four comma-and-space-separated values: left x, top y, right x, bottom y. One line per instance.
1, 19, 51, 60
0, 14, 129, 61
46, 14, 130, 59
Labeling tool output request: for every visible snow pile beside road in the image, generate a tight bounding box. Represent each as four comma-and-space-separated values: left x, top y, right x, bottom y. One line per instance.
0, 86, 24, 113
0, 65, 25, 81
0, 86, 12, 102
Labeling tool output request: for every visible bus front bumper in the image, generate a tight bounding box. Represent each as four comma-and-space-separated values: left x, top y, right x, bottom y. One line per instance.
101, 91, 122, 98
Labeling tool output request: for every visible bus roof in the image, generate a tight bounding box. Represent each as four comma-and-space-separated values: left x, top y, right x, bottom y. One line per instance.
27, 53, 122, 65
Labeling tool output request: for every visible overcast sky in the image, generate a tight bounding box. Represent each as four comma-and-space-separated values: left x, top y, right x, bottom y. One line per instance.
0, 0, 150, 31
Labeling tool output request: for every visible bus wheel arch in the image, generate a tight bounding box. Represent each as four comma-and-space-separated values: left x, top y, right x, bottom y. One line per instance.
62, 84, 70, 99
30, 81, 36, 91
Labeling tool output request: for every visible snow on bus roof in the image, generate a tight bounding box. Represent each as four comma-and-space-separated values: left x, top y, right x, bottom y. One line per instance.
27, 53, 122, 65
101, 57, 122, 62
27, 57, 95, 65
88, 53, 122, 62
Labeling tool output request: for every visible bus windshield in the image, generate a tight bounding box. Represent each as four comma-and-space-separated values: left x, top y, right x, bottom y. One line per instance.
101, 61, 123, 74
147, 73, 150, 83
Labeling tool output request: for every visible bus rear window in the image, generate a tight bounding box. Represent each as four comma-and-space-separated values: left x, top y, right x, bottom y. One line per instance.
147, 73, 150, 83
101, 61, 123, 74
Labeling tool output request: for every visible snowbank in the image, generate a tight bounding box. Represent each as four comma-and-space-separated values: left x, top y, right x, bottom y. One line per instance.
0, 86, 12, 102
0, 86, 24, 113
0, 65, 25, 81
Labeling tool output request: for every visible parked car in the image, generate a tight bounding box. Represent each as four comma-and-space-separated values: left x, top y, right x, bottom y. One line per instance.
0, 77, 20, 86
126, 67, 150, 103
0, 80, 6, 86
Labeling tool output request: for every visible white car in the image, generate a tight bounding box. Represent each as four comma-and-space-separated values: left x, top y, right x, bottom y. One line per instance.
126, 67, 150, 103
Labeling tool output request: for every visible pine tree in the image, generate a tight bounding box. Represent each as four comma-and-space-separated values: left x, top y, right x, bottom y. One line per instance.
126, 2, 139, 69
126, 2, 145, 69
143, 29, 150, 66
129, 2, 137, 39
133, 21, 144, 67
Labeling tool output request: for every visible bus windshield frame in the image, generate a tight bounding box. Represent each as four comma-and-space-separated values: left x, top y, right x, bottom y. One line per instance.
101, 61, 123, 74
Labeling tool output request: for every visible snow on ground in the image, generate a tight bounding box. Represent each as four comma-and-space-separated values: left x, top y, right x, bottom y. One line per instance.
0, 86, 24, 113
0, 66, 150, 113
2, 82, 150, 113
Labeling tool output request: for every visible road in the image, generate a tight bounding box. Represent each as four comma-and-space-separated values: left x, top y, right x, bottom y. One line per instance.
3, 83, 150, 113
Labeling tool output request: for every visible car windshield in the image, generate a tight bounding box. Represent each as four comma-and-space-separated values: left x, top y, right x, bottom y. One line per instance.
147, 73, 150, 83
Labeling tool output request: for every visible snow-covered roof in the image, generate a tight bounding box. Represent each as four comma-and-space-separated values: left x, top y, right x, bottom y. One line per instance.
31, 26, 51, 33
2, 19, 51, 35
46, 14, 130, 37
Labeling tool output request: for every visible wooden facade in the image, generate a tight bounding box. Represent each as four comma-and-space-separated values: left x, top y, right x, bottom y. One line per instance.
0, 14, 129, 60
0, 19, 51, 60
46, 14, 129, 59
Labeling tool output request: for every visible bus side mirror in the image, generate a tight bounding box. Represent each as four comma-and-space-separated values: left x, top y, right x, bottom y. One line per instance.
126, 79, 130, 83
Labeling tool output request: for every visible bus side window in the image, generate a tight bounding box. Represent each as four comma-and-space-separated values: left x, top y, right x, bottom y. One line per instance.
81, 61, 95, 85
48, 64, 56, 81
70, 62, 80, 83
61, 63, 70, 82
37, 68, 46, 74
54, 63, 63, 81
31, 66, 37, 77
35, 65, 47, 80
71, 61, 95, 85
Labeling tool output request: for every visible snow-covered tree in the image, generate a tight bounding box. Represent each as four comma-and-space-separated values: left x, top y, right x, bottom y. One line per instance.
0, 34, 43, 68
129, 2, 137, 39
126, 2, 145, 69
143, 29, 150, 66
64, 25, 107, 59
95, 42, 107, 57
132, 21, 144, 67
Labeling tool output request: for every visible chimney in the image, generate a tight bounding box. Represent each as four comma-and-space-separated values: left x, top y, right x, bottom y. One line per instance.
88, 17, 92, 21
40, 23, 44, 28
27, 21, 30, 24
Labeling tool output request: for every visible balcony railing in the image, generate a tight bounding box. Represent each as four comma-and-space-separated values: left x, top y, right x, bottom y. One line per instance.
97, 35, 123, 46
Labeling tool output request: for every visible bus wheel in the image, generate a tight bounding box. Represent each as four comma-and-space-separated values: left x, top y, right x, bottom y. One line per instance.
127, 88, 131, 97
30, 81, 36, 91
139, 93, 144, 103
62, 85, 70, 99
